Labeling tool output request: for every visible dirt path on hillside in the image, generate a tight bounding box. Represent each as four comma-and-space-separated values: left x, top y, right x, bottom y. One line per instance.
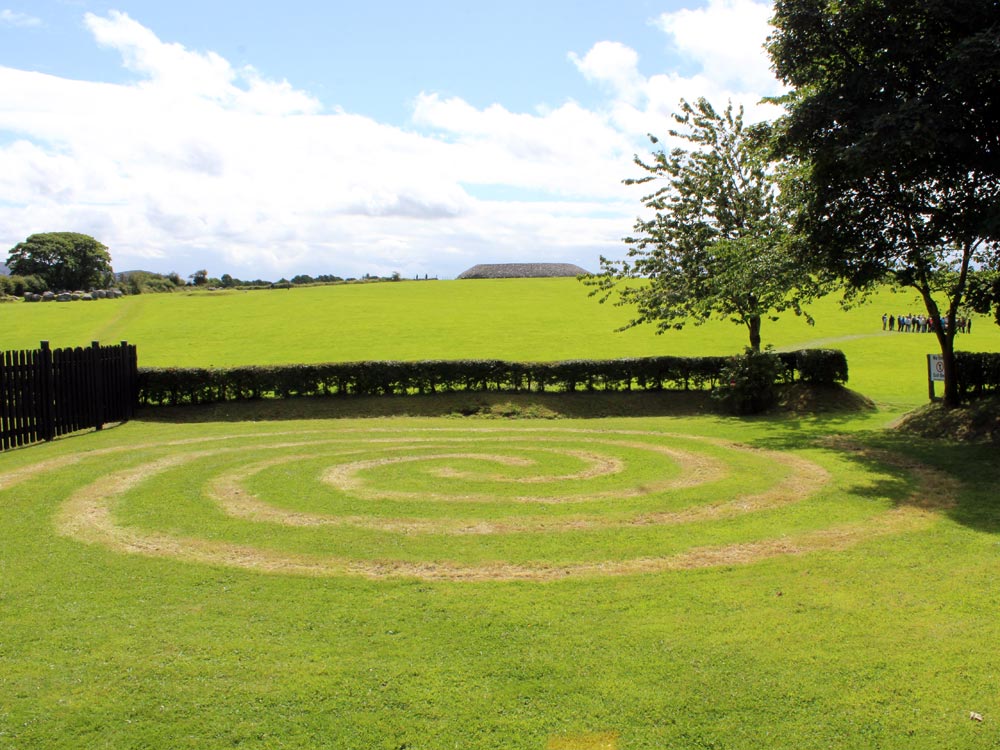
777, 332, 892, 351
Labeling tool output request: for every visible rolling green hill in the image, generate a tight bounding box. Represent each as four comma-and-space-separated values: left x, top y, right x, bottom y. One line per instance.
5, 278, 999, 409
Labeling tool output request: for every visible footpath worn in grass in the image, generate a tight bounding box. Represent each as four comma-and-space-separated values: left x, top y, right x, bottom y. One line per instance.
2, 412, 999, 748
5, 279, 999, 409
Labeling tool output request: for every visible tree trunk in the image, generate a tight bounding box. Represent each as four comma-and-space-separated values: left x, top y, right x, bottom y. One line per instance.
937, 239, 978, 409
939, 336, 960, 407
917, 285, 961, 408
747, 316, 762, 352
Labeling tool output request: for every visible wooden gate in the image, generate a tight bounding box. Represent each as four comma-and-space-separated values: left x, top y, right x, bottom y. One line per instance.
0, 341, 137, 451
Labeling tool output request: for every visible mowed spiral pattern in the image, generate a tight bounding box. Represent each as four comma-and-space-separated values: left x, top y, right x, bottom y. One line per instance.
1, 427, 954, 581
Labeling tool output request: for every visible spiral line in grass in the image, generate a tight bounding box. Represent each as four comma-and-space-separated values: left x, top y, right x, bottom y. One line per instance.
0, 426, 957, 581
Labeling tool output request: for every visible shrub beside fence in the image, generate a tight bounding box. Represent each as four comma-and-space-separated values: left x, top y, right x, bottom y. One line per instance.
137, 349, 849, 406
0, 341, 138, 451
955, 351, 1000, 398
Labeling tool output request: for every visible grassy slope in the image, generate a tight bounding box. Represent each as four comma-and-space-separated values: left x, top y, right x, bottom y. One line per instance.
3, 281, 1000, 748
1, 415, 998, 749
5, 279, 999, 410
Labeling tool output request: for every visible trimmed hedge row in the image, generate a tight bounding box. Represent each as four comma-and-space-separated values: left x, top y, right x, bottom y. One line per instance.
955, 351, 1000, 398
137, 350, 849, 406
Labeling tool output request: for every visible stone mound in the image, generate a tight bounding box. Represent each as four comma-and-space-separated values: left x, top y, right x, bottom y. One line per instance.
457, 263, 590, 279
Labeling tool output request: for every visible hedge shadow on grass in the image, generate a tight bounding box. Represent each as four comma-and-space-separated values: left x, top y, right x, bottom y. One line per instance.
135, 383, 877, 428
135, 391, 717, 423
809, 434, 1000, 536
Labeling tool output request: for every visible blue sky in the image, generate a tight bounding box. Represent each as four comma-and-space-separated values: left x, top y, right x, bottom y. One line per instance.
1, 1, 781, 279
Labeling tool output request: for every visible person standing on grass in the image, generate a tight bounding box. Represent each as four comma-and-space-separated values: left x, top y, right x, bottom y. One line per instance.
882, 313, 887, 330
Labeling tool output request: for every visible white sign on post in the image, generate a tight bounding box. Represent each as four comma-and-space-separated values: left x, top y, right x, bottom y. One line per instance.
928, 354, 945, 382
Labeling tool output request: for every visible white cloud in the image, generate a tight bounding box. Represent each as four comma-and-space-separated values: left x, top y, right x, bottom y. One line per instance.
568, 41, 644, 104
411, 93, 635, 199
567, 0, 781, 144
0, 9, 41, 27
0, 7, 783, 279
84, 11, 321, 115
655, 0, 778, 95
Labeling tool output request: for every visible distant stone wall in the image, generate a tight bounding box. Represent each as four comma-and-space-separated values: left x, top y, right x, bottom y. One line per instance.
456, 263, 590, 279
23, 289, 124, 303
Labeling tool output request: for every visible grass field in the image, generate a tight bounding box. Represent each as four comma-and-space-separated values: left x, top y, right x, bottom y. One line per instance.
3, 280, 1000, 748
2, 412, 999, 748
5, 278, 1000, 410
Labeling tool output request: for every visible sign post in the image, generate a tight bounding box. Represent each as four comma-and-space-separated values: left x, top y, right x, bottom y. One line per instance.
927, 354, 945, 401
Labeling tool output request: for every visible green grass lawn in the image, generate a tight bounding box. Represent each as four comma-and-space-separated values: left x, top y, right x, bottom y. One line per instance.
3, 279, 1000, 748
4, 278, 999, 410
2, 413, 999, 749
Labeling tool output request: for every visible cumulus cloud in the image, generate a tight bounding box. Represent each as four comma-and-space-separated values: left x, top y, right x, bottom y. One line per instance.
0, 9, 41, 27
569, 0, 780, 135
655, 0, 778, 94
84, 11, 321, 115
0, 12, 490, 276
411, 93, 635, 199
568, 41, 644, 104
0, 6, 782, 279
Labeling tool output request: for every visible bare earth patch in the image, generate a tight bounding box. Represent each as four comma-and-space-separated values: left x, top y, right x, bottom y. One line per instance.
547, 731, 620, 750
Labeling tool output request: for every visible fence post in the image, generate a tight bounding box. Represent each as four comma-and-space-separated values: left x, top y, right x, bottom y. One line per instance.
123, 340, 137, 418
38, 340, 55, 441
92, 341, 105, 431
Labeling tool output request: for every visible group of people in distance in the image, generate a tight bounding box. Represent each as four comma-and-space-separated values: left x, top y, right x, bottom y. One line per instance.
882, 313, 972, 334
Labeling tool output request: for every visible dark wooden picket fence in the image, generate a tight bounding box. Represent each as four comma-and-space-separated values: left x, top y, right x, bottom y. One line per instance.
0, 341, 138, 451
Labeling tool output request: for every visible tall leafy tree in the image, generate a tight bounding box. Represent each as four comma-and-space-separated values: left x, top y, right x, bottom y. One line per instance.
585, 98, 821, 351
768, 0, 1000, 406
966, 270, 1000, 325
7, 232, 114, 291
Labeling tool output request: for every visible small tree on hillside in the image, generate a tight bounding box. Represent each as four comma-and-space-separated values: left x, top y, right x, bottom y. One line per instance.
584, 98, 826, 351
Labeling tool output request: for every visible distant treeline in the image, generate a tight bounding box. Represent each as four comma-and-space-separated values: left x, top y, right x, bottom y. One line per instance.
109, 270, 430, 295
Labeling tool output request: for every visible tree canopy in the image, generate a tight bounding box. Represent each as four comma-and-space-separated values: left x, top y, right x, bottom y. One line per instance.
768, 0, 1000, 405
6, 232, 114, 292
585, 98, 822, 351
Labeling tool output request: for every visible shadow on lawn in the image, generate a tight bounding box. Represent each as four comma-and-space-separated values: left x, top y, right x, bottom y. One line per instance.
885, 437, 997, 534
796, 432, 999, 536
134, 384, 878, 426
134, 391, 720, 423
